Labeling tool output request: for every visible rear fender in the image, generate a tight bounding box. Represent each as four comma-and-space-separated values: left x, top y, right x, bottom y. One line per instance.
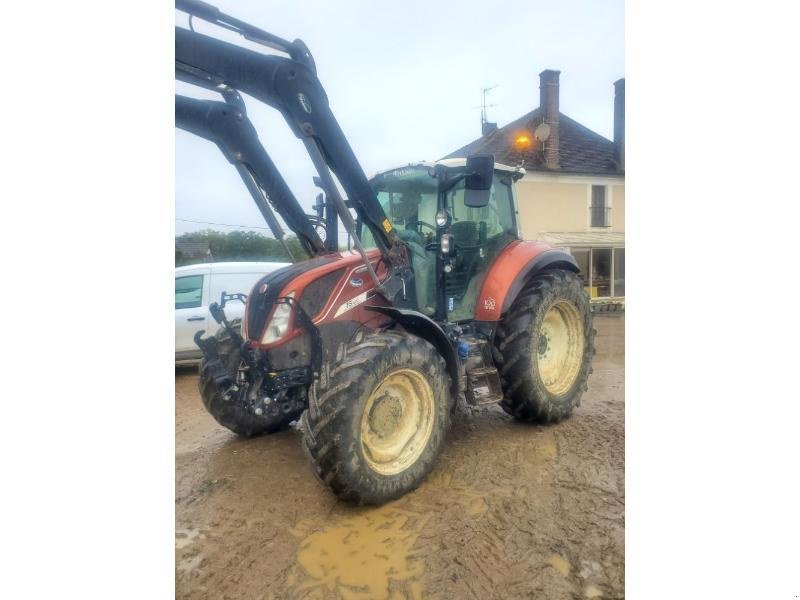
475, 240, 578, 322
366, 306, 460, 397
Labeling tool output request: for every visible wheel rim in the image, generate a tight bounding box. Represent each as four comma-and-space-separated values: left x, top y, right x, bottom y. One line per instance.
536, 300, 585, 396
360, 368, 436, 476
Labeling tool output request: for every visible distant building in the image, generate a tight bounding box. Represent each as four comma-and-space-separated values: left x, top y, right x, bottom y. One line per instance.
444, 70, 625, 303
176, 240, 212, 263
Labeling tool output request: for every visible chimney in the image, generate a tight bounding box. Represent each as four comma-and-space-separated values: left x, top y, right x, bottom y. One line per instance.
539, 69, 560, 169
482, 121, 498, 136
613, 78, 625, 171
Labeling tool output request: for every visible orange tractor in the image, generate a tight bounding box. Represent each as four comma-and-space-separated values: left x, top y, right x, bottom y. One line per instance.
176, 1, 594, 504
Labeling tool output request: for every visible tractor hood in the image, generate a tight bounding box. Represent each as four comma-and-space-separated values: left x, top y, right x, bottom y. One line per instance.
243, 249, 386, 346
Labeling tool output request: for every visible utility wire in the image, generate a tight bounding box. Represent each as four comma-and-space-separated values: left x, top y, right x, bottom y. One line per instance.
176, 218, 271, 230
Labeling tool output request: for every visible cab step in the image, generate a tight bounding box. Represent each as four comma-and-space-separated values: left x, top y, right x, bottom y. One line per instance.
465, 366, 504, 406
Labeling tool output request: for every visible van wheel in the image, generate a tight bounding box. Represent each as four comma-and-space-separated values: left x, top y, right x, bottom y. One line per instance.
198, 318, 302, 437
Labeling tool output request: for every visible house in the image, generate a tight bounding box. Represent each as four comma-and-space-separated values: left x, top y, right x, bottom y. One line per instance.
175, 240, 212, 263
444, 70, 625, 305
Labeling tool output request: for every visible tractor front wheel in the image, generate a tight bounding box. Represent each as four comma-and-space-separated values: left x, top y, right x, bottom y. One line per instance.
494, 269, 595, 423
199, 318, 303, 437
301, 330, 450, 504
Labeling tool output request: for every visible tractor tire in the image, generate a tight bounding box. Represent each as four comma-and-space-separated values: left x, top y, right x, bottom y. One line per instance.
494, 269, 595, 424
198, 318, 302, 437
301, 330, 450, 505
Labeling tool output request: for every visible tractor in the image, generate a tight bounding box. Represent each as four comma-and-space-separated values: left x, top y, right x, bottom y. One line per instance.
175, 0, 595, 504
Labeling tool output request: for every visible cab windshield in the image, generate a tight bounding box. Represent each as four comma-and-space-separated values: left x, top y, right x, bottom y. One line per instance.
364, 167, 436, 243
365, 165, 518, 319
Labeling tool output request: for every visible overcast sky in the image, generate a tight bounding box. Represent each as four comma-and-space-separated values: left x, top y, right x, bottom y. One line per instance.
176, 0, 623, 236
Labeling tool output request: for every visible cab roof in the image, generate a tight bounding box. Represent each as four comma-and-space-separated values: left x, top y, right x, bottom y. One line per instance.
371, 158, 525, 181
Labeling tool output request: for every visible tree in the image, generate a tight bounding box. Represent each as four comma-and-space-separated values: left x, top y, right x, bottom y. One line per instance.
175, 229, 305, 266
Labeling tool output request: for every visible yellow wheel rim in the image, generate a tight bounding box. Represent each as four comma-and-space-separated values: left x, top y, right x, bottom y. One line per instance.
360, 368, 435, 476
536, 300, 585, 396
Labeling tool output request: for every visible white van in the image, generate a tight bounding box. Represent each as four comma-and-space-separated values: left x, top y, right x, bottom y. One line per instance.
175, 261, 290, 364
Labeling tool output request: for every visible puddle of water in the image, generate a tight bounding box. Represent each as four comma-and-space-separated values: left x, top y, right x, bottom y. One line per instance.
288, 472, 503, 598
291, 507, 427, 600
545, 554, 571, 577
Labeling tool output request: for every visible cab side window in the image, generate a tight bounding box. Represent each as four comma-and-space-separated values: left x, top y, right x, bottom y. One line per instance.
447, 177, 515, 237
175, 275, 204, 309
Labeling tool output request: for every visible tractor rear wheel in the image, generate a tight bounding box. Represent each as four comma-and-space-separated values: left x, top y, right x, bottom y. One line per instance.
301, 330, 450, 504
494, 269, 595, 423
198, 318, 302, 437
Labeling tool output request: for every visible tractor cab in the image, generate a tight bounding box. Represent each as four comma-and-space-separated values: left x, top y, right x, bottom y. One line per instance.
363, 159, 524, 321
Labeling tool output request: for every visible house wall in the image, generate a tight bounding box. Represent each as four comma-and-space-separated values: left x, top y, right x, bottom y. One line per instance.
514, 174, 625, 239
612, 184, 624, 234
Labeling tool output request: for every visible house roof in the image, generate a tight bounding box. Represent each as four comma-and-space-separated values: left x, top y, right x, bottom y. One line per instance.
443, 108, 623, 176
175, 240, 212, 257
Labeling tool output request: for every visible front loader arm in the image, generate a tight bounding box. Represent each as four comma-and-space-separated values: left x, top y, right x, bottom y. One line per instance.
175, 94, 325, 256
174, 22, 403, 263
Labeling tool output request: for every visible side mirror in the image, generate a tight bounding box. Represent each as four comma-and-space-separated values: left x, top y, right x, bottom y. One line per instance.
464, 154, 495, 208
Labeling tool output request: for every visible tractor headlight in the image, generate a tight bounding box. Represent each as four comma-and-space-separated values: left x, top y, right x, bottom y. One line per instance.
435, 210, 449, 227
261, 292, 295, 344
441, 233, 453, 255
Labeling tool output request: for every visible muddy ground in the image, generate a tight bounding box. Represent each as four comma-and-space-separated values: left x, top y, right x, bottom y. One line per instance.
176, 315, 624, 600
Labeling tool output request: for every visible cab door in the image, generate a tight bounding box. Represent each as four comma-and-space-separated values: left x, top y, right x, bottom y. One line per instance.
175, 269, 210, 358
444, 175, 517, 321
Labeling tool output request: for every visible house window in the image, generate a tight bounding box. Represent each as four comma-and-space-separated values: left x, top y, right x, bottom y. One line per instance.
591, 248, 612, 297
613, 248, 625, 296
569, 247, 625, 298
572, 249, 590, 286
590, 185, 610, 227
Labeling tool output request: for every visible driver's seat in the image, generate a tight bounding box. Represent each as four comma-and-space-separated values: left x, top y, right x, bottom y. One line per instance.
450, 220, 477, 245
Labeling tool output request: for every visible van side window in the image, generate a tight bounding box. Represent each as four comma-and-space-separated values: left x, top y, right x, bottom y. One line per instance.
176, 275, 204, 309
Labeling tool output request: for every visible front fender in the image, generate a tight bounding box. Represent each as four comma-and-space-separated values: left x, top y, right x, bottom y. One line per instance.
366, 306, 460, 396
475, 240, 578, 321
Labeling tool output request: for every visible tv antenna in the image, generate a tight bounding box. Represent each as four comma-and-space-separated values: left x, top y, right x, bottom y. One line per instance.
472, 85, 499, 128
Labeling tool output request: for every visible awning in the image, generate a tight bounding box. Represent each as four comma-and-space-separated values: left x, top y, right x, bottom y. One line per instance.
539, 231, 625, 247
